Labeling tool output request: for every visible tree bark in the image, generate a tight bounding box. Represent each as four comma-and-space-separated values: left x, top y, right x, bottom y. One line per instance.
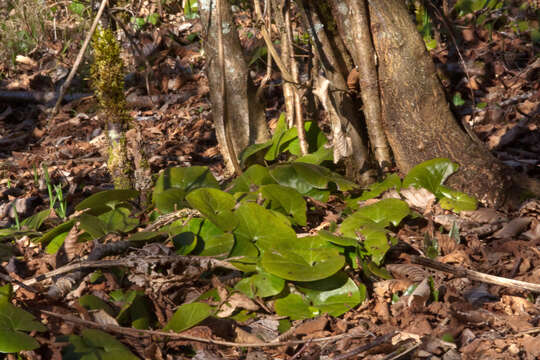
199, 0, 268, 174
368, 0, 510, 207
298, 0, 371, 183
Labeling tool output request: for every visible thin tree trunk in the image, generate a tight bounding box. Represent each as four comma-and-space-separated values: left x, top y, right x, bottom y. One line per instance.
200, 0, 268, 174
298, 0, 372, 183
344, 0, 391, 170
368, 0, 510, 207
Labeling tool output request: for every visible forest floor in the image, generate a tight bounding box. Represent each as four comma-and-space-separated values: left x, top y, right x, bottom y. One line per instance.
0, 1, 539, 359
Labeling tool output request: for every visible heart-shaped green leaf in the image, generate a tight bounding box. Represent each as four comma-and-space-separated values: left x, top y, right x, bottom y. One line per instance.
318, 230, 358, 247
269, 164, 313, 194
234, 202, 296, 252
79, 214, 108, 239
265, 119, 298, 161
66, 329, 139, 359
36, 220, 74, 244
297, 272, 365, 316
154, 188, 186, 213
45, 231, 69, 254
260, 184, 307, 226
197, 233, 234, 257
113, 290, 152, 329
186, 188, 237, 231
274, 293, 318, 320
292, 163, 331, 189
172, 232, 197, 255
79, 207, 139, 239
294, 145, 333, 165
156, 166, 219, 193
287, 121, 328, 156
403, 158, 458, 194
153, 166, 219, 207
228, 234, 260, 272
128, 231, 164, 241
230, 164, 276, 193
0, 302, 46, 353
78, 295, 115, 316
98, 207, 139, 233
341, 199, 410, 235
438, 186, 478, 212
164, 302, 213, 332
235, 270, 285, 298
261, 243, 344, 282
240, 141, 272, 164
361, 225, 391, 265
359, 174, 402, 200
75, 189, 139, 213
20, 209, 51, 231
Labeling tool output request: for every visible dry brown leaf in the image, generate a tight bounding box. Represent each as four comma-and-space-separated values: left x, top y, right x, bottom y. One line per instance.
235, 327, 263, 344
436, 233, 458, 255
400, 186, 436, 211
492, 217, 531, 239
439, 250, 471, 265
461, 208, 507, 224
92, 309, 119, 326
373, 279, 415, 298
293, 316, 329, 336
520, 335, 540, 358
63, 222, 82, 262
386, 264, 427, 282
216, 292, 259, 318
522, 220, 540, 241
407, 278, 430, 310
374, 299, 391, 321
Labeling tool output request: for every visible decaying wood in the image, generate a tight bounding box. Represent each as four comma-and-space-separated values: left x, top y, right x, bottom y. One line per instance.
368, 0, 511, 207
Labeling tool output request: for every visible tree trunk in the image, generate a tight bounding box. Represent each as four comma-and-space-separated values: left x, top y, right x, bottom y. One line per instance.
367, 0, 510, 207
199, 0, 514, 207
199, 0, 269, 175
298, 0, 372, 183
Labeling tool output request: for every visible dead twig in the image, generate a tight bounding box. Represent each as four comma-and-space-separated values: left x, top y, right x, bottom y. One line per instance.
331, 332, 397, 360
253, 0, 294, 83
42, 310, 364, 347
409, 255, 540, 293
23, 254, 236, 287
51, 0, 109, 116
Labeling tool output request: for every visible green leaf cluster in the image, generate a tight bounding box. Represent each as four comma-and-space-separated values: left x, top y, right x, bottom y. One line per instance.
0, 284, 46, 353
358, 158, 477, 213
241, 114, 331, 165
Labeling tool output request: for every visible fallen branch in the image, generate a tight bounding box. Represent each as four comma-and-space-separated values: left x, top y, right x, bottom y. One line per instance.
409, 255, 540, 293
42, 310, 364, 348
23, 254, 236, 287
0, 90, 197, 108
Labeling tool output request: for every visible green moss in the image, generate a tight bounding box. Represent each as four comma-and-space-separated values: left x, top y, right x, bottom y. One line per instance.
90, 27, 128, 119
91, 27, 134, 190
